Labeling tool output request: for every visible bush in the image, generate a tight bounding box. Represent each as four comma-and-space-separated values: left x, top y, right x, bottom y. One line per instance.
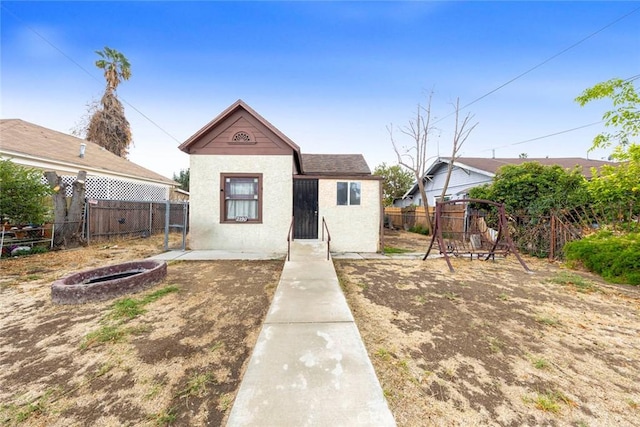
564, 231, 640, 285
408, 224, 429, 235
2, 244, 49, 258
0, 160, 52, 225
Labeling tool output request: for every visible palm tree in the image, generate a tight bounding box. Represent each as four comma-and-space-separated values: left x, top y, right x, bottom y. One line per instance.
95, 46, 131, 92
86, 47, 132, 157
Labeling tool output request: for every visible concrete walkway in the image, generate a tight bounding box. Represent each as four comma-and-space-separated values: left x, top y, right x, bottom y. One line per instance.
226, 240, 396, 426
148, 248, 430, 261
148, 250, 284, 261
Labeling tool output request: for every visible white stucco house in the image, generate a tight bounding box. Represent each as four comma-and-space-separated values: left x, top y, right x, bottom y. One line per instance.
178, 100, 382, 253
398, 156, 617, 207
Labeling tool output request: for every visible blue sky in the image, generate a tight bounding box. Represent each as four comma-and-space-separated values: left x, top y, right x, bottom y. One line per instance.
2, 1, 639, 179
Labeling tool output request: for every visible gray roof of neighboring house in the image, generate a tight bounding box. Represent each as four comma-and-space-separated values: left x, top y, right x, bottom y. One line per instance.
448, 157, 615, 180
0, 119, 176, 186
301, 154, 372, 176
404, 156, 619, 198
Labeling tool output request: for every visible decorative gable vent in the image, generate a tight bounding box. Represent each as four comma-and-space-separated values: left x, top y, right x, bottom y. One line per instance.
230, 131, 255, 144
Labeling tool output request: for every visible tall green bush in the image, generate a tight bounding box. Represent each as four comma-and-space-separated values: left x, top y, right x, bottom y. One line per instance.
0, 159, 52, 225
468, 162, 590, 217
564, 231, 640, 285
587, 144, 640, 226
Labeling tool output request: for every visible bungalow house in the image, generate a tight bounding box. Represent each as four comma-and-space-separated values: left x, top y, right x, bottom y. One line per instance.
397, 156, 617, 207
0, 119, 178, 201
178, 100, 382, 253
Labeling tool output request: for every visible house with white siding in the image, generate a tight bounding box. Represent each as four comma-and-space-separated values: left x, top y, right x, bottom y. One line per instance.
398, 156, 617, 207
178, 100, 382, 254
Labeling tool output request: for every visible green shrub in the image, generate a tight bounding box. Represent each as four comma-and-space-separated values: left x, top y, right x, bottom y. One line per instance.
564, 232, 640, 285
408, 224, 429, 235
0, 160, 52, 225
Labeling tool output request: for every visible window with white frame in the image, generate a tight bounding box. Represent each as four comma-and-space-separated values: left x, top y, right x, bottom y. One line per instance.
337, 181, 361, 206
221, 174, 262, 222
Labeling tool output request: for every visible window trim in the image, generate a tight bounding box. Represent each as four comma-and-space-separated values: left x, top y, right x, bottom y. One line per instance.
220, 173, 263, 223
337, 181, 361, 206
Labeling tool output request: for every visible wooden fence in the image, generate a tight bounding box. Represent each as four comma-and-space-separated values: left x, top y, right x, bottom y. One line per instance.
385, 204, 594, 261
85, 199, 188, 243
384, 206, 435, 230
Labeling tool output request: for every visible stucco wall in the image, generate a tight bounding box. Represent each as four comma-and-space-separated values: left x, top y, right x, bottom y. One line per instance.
189, 155, 293, 252
318, 179, 381, 253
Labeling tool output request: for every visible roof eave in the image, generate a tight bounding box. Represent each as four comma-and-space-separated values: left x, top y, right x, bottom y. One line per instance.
1, 151, 177, 187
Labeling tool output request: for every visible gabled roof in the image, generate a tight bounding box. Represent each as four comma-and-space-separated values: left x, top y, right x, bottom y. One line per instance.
0, 119, 176, 186
404, 156, 618, 198
179, 99, 303, 172
446, 157, 615, 180
301, 154, 371, 176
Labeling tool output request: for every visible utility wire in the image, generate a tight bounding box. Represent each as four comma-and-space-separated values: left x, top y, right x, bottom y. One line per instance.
434, 5, 640, 125
1, 4, 182, 143
478, 73, 640, 154
479, 120, 604, 154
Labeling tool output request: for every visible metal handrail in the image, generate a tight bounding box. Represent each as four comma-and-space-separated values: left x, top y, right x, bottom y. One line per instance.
321, 217, 331, 260
286, 216, 294, 261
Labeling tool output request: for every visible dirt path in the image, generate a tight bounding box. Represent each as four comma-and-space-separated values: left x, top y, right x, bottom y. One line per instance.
335, 241, 640, 426
0, 236, 283, 426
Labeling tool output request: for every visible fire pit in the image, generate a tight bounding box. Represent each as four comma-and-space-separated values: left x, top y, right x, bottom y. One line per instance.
51, 260, 167, 304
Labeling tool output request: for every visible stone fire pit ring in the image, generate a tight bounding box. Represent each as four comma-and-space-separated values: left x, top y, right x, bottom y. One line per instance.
51, 259, 167, 305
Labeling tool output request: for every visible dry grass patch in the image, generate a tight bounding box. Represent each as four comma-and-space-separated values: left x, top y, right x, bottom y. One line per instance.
335, 239, 640, 426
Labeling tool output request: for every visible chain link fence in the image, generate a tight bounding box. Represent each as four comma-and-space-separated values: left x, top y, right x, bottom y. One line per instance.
84, 199, 189, 248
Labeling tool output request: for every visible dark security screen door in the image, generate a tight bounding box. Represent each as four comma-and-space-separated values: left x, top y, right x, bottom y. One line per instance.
293, 179, 318, 239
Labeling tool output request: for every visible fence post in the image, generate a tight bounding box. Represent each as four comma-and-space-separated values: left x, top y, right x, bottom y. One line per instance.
181, 202, 187, 251
149, 202, 153, 237
85, 201, 90, 245
164, 200, 170, 251
550, 215, 556, 260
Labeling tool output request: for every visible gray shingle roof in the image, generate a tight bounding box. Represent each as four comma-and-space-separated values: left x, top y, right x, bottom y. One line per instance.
301, 154, 371, 175
0, 119, 176, 185
448, 157, 617, 180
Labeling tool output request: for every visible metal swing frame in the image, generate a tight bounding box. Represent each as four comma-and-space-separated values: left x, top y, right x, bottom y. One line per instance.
424, 198, 530, 273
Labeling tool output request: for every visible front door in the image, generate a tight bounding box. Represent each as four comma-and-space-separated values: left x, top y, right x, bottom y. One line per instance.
293, 179, 318, 239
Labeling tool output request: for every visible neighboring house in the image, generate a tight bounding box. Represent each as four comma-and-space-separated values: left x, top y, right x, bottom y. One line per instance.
0, 119, 177, 201
178, 100, 381, 253
398, 157, 617, 207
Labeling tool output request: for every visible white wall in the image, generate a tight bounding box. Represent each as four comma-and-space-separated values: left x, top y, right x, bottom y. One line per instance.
409, 165, 492, 206
318, 179, 381, 253
425, 166, 492, 204
189, 155, 293, 252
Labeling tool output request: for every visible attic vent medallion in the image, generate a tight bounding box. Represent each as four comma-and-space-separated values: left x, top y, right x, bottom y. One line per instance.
230, 131, 255, 144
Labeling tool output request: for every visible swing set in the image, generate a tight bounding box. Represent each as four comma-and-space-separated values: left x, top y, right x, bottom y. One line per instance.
424, 199, 531, 273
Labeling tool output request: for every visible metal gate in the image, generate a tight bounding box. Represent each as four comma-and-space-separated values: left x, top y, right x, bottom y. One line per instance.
293, 179, 318, 239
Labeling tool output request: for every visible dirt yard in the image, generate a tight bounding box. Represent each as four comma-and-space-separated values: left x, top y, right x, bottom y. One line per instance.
0, 235, 283, 426
337, 230, 640, 426
1, 231, 639, 426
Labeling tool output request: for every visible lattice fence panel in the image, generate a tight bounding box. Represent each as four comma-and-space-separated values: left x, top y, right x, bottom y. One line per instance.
41, 175, 168, 201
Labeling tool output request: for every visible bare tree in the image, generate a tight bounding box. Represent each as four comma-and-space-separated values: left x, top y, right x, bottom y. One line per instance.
388, 92, 436, 234
439, 98, 478, 201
